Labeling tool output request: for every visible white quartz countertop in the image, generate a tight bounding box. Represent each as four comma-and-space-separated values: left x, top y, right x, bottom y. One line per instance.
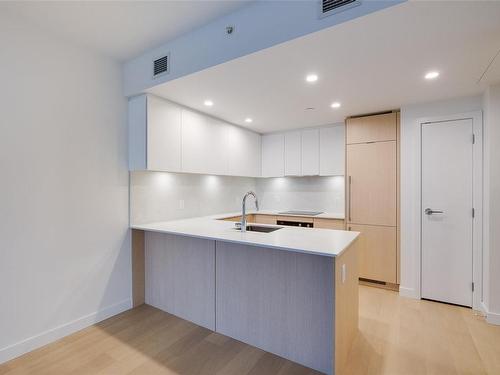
219, 210, 345, 220
131, 213, 359, 258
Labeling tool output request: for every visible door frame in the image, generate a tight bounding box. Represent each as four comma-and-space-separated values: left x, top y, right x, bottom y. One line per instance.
418, 111, 483, 311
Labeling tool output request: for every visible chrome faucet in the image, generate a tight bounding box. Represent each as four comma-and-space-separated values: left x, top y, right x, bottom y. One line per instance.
240, 191, 259, 232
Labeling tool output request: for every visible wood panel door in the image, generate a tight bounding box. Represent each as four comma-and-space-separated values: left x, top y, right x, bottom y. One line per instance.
346, 141, 397, 226
348, 224, 397, 283
346, 112, 397, 144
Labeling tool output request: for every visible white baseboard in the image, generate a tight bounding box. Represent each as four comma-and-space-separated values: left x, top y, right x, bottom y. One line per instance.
486, 310, 500, 325
0, 298, 132, 365
399, 286, 419, 299
479, 301, 500, 325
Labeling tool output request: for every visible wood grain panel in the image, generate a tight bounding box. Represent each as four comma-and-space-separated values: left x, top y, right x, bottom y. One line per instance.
346, 112, 397, 144
145, 232, 216, 330
215, 241, 335, 374
335, 238, 359, 374
132, 229, 145, 307
346, 141, 397, 226
314, 218, 345, 230
254, 214, 277, 224
347, 224, 397, 284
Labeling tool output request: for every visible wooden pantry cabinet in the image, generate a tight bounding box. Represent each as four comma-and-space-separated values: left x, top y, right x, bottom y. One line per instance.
346, 112, 400, 287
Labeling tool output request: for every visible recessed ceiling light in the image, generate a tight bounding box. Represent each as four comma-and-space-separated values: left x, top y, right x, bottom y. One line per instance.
425, 71, 439, 80
330, 102, 341, 109
204, 100, 214, 106
245, 118, 253, 123
306, 74, 318, 83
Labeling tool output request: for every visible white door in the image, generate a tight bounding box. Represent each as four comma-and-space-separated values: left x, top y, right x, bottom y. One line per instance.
421, 118, 473, 307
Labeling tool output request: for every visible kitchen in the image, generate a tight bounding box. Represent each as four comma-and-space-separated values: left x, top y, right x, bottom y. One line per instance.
1, 1, 500, 375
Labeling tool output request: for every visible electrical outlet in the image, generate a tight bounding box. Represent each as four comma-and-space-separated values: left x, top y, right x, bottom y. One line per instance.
179, 199, 185, 209
341, 264, 346, 284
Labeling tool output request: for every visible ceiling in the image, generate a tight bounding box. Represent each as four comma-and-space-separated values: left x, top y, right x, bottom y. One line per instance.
149, 1, 500, 134
0, 1, 251, 61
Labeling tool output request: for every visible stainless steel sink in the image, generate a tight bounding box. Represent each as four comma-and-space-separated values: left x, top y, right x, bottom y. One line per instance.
234, 224, 282, 233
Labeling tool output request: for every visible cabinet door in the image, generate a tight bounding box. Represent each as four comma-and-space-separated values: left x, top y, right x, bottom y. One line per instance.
347, 224, 397, 284
128, 95, 147, 171
226, 125, 261, 177
262, 134, 285, 177
284, 131, 301, 176
320, 125, 344, 176
181, 109, 227, 175
147, 95, 182, 172
346, 112, 397, 144
301, 129, 319, 176
346, 141, 396, 226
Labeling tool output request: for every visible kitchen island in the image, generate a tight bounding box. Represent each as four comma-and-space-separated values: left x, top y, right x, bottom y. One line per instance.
131, 215, 360, 375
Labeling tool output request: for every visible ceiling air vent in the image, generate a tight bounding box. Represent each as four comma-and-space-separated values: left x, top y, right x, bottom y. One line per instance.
153, 54, 169, 78
320, 0, 361, 17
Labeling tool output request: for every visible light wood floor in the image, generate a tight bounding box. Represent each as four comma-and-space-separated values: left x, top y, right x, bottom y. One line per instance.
1, 286, 499, 375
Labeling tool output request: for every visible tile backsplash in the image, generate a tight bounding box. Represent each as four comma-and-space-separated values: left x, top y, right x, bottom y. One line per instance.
255, 176, 344, 214
130, 171, 344, 225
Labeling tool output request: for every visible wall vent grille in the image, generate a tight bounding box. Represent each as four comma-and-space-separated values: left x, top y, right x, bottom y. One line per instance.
153, 54, 169, 78
320, 0, 361, 17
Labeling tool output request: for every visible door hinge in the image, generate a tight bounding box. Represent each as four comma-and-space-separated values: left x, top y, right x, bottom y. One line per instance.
472, 282, 475, 292
472, 134, 476, 144
472, 208, 475, 218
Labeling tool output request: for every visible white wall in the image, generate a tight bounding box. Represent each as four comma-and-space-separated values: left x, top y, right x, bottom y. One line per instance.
256, 176, 344, 214
0, 13, 130, 363
483, 84, 500, 324
400, 95, 483, 299
130, 171, 257, 225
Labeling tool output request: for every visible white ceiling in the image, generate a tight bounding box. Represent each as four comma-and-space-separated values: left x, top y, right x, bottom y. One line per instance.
149, 1, 500, 134
0, 1, 251, 61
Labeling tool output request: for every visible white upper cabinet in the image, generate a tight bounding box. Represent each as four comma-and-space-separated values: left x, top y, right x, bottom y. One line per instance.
301, 129, 320, 176
262, 133, 285, 177
226, 125, 261, 177
320, 125, 345, 176
284, 131, 301, 176
181, 109, 228, 175
129, 94, 343, 177
128, 95, 148, 171
147, 95, 182, 172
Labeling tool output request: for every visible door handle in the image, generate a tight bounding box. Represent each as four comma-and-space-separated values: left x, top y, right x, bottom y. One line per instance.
348, 176, 352, 222
425, 208, 444, 215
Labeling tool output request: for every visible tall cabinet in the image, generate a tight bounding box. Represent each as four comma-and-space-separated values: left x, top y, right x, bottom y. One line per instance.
345, 112, 400, 287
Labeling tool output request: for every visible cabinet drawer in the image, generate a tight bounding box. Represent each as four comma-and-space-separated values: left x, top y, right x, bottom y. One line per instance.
254, 215, 277, 225
347, 224, 397, 284
346, 112, 397, 144
313, 218, 345, 230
